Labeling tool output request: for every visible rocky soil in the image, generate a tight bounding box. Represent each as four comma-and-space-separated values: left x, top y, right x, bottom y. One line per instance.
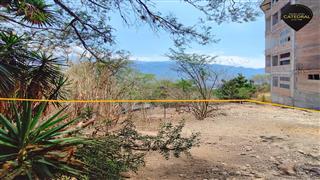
128, 103, 320, 180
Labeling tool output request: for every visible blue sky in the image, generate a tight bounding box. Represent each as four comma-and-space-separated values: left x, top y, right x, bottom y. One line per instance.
110, 1, 265, 68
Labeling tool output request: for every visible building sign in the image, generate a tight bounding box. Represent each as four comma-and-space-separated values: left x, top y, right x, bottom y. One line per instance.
281, 4, 313, 31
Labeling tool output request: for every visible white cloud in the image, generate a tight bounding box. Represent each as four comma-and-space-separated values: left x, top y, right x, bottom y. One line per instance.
186, 50, 265, 68
130, 53, 265, 69
61, 46, 265, 69
215, 55, 265, 68
130, 55, 169, 62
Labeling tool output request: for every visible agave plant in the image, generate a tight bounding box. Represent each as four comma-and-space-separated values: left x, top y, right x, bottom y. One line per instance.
0, 32, 28, 97
27, 52, 67, 100
0, 32, 68, 115
1, 0, 55, 26
0, 31, 67, 98
0, 102, 87, 179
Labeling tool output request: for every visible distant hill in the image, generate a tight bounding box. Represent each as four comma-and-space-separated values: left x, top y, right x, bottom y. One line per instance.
130, 60, 265, 80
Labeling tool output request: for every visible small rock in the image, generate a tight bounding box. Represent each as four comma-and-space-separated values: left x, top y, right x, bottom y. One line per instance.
278, 163, 296, 175
120, 172, 131, 178
272, 172, 280, 176
274, 161, 280, 166
240, 152, 247, 155
211, 168, 219, 172
241, 166, 247, 171
179, 174, 185, 177
222, 172, 228, 176
253, 172, 263, 178
245, 146, 253, 151
298, 150, 305, 154
250, 155, 260, 159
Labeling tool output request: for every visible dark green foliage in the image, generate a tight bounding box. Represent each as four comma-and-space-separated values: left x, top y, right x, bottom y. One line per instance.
77, 120, 200, 179
216, 74, 256, 99
115, 120, 200, 159
0, 31, 67, 105
151, 121, 200, 159
77, 136, 145, 180
0, 32, 27, 96
1, 0, 54, 26
0, 102, 87, 179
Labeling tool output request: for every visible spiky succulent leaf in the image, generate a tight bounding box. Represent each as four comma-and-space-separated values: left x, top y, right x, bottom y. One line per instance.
11, 0, 56, 26
19, 101, 33, 146
30, 102, 47, 130
0, 114, 18, 137
33, 106, 68, 133
35, 117, 80, 143
0, 102, 86, 179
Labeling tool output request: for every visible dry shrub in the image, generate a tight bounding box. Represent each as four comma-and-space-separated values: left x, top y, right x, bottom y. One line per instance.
65, 60, 131, 125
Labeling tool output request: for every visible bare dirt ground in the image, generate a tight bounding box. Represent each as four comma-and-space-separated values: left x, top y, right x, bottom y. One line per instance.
128, 103, 320, 180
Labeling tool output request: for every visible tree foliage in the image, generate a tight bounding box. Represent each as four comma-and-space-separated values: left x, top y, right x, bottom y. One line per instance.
167, 49, 219, 120
0, 0, 260, 60
216, 74, 256, 99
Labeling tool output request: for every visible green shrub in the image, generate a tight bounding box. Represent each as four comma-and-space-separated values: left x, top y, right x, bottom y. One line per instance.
77, 120, 200, 179
0, 102, 87, 179
216, 74, 256, 99
76, 136, 145, 180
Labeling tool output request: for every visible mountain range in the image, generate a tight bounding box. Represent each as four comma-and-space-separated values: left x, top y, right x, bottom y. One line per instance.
130, 61, 265, 80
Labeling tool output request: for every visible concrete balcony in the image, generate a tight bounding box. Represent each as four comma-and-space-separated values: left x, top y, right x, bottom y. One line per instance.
271, 65, 291, 73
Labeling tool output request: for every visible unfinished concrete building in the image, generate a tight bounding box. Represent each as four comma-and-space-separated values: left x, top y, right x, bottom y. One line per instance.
260, 0, 320, 109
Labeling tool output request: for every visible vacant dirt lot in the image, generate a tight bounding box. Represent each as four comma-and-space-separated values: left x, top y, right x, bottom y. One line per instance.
129, 103, 320, 180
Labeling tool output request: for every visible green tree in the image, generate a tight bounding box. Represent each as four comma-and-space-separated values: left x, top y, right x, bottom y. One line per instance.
167, 49, 219, 120
216, 74, 256, 99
